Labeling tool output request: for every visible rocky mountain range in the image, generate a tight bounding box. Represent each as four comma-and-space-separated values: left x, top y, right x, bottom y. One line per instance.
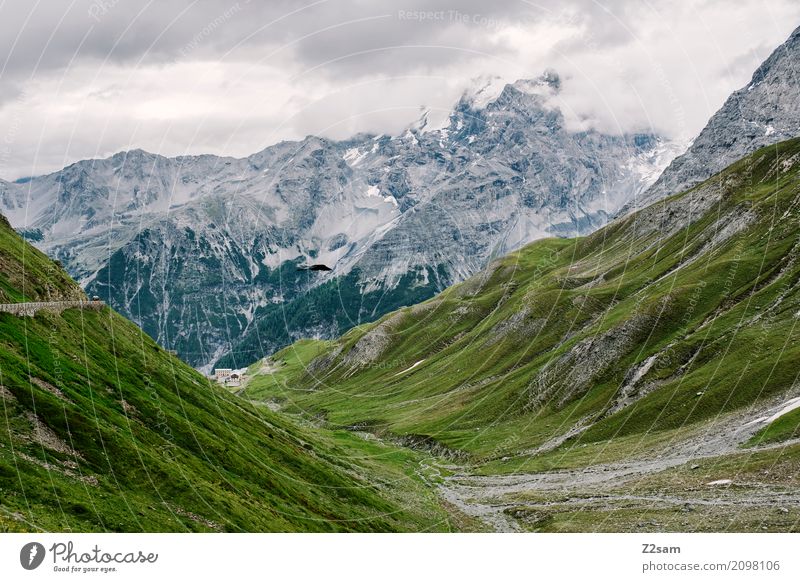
0, 71, 677, 370
5, 14, 800, 374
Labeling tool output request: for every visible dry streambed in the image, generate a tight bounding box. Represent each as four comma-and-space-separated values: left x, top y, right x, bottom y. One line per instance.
435, 397, 800, 532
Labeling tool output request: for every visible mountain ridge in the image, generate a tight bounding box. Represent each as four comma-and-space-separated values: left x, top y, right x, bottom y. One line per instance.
633, 24, 800, 210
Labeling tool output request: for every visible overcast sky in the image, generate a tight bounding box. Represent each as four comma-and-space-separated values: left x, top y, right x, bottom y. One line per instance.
0, 0, 798, 179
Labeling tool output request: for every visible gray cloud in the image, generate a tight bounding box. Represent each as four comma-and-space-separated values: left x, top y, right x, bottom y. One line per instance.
0, 0, 798, 178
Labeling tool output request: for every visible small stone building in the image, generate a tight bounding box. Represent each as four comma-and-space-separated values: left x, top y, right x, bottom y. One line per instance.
214, 368, 232, 382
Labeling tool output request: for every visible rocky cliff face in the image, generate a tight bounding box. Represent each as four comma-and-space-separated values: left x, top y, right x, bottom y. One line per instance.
1, 72, 674, 370
635, 25, 800, 209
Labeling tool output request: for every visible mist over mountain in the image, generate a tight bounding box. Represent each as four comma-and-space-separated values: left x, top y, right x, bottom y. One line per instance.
633, 25, 800, 210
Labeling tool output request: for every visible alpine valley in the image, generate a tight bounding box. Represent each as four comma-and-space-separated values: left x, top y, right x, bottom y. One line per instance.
245, 136, 800, 532
0, 15, 799, 535
4, 137, 800, 533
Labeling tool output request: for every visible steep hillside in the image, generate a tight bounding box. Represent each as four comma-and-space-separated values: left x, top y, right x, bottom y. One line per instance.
0, 214, 454, 532
246, 138, 800, 475
1, 72, 673, 370
637, 24, 800, 209
0, 214, 84, 303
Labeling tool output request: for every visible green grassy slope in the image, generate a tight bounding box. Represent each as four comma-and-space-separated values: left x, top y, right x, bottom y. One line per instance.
0, 215, 83, 303
244, 138, 800, 470
0, 215, 453, 532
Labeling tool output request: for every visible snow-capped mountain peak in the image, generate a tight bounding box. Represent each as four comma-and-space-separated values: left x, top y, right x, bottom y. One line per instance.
0, 72, 678, 370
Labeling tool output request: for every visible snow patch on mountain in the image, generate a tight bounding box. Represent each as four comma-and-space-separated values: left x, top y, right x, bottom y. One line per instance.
460, 75, 508, 109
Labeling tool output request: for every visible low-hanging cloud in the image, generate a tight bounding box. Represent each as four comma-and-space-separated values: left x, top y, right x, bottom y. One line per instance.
0, 0, 798, 179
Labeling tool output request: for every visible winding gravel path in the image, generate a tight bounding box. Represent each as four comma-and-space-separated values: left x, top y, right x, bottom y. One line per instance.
0, 300, 103, 317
